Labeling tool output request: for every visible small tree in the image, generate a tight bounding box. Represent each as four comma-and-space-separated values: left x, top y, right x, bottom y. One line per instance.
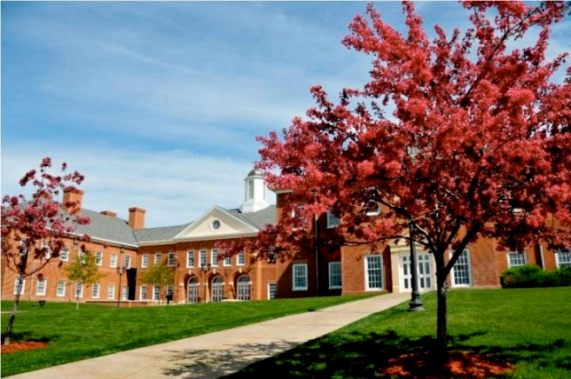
250, 1, 570, 361
1, 158, 89, 344
139, 263, 175, 302
64, 251, 106, 310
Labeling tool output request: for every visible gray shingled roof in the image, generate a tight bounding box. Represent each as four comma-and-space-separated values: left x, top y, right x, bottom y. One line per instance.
227, 205, 276, 229
133, 223, 191, 243
75, 209, 138, 246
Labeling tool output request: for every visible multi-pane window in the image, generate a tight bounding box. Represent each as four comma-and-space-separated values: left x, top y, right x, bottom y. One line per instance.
328, 262, 342, 289
56, 280, 66, 297
75, 283, 84, 298
107, 284, 115, 300
122, 286, 128, 300
326, 210, 340, 229
508, 251, 526, 267
166, 285, 174, 297
92, 251, 102, 266
140, 285, 148, 300
224, 254, 232, 266
236, 275, 251, 300
211, 249, 220, 266
92, 283, 100, 298
141, 254, 149, 268
154, 253, 162, 266
200, 249, 207, 267
153, 285, 160, 301
556, 250, 571, 268
237, 250, 246, 266
124, 256, 132, 269
187, 251, 195, 268
268, 283, 277, 300
13, 279, 26, 295
36, 278, 47, 296
451, 249, 472, 286
60, 248, 69, 262
167, 252, 176, 267
110, 254, 117, 268
365, 255, 383, 290
292, 263, 308, 291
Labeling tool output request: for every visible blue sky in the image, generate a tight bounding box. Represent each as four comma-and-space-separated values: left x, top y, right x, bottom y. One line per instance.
2, 2, 569, 227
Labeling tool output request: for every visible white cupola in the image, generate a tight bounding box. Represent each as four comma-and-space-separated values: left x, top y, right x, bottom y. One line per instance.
240, 168, 269, 213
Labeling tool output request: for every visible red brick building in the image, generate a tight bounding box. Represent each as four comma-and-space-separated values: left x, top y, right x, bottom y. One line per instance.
2, 169, 570, 304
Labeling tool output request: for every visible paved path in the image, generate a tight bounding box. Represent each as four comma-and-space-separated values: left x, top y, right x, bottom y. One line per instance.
10, 293, 409, 379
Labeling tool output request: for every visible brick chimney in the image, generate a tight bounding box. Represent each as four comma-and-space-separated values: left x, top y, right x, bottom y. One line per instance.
100, 210, 117, 217
63, 187, 84, 214
128, 207, 146, 229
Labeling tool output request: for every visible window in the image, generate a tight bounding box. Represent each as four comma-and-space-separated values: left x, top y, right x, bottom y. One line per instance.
60, 247, 69, 262
122, 286, 128, 300
292, 263, 308, 291
212, 220, 221, 230
36, 278, 47, 296
236, 275, 251, 300
75, 283, 84, 298
326, 210, 340, 229
153, 285, 160, 301
224, 253, 232, 266
92, 283, 100, 299
328, 262, 342, 289
268, 283, 277, 300
167, 252, 176, 267
365, 200, 381, 216
154, 253, 162, 266
107, 284, 115, 300
13, 279, 26, 295
451, 249, 472, 287
140, 285, 148, 300
237, 250, 246, 266
187, 251, 195, 268
211, 249, 219, 266
508, 251, 526, 267
124, 255, 132, 269
365, 255, 383, 290
166, 285, 174, 297
141, 254, 149, 268
556, 250, 571, 269
95, 251, 103, 266
200, 249, 207, 267
56, 280, 66, 297
43, 243, 52, 259
110, 253, 117, 268
248, 179, 254, 199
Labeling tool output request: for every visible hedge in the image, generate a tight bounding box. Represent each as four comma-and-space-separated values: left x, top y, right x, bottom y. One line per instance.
500, 265, 571, 288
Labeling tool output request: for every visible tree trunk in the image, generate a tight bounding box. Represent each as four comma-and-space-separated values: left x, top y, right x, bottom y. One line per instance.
4, 275, 24, 345
435, 255, 448, 363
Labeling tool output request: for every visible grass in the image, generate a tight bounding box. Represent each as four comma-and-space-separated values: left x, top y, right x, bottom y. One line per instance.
0, 294, 374, 377
228, 287, 571, 379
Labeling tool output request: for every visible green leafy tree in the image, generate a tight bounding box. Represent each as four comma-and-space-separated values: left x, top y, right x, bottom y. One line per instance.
64, 251, 106, 310
139, 263, 175, 302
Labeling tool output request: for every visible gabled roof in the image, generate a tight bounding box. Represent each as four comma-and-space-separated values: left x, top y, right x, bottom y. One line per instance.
134, 223, 191, 243
227, 205, 276, 229
74, 208, 138, 246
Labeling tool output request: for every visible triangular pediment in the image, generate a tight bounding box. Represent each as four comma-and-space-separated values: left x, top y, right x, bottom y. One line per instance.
174, 206, 258, 241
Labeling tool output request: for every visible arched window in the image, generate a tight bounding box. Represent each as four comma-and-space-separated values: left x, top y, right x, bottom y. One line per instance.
187, 277, 199, 304
211, 276, 224, 302
236, 275, 251, 301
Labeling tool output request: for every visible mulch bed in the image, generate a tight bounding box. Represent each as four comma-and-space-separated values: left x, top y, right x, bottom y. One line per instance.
379, 350, 513, 378
1, 340, 48, 354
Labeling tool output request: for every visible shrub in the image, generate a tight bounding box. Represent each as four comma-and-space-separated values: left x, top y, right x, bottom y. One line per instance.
501, 265, 571, 288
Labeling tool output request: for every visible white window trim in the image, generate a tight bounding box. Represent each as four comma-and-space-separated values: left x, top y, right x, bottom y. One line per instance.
187, 250, 195, 268
56, 280, 66, 297
124, 255, 132, 269
60, 248, 69, 262
36, 279, 47, 296
267, 282, 277, 300
507, 251, 526, 268
167, 252, 176, 267
556, 250, 571, 268
237, 251, 246, 266
154, 253, 162, 266
211, 249, 219, 267
292, 263, 308, 291
95, 251, 103, 267
140, 285, 148, 300
326, 210, 340, 229
107, 284, 116, 300
122, 286, 128, 300
153, 285, 161, 301
328, 261, 342, 289
223, 253, 232, 267
13, 279, 26, 295
92, 283, 100, 299
110, 253, 118, 268
450, 249, 472, 288
364, 255, 384, 291
75, 283, 84, 298
200, 249, 207, 267
141, 254, 149, 268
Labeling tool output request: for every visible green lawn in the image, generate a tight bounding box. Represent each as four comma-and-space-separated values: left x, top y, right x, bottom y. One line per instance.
1, 294, 373, 377
228, 287, 571, 379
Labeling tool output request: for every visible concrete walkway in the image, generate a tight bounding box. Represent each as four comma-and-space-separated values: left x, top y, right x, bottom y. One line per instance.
10, 293, 409, 379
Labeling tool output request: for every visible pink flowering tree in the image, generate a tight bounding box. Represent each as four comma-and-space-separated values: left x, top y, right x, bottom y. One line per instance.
1, 158, 89, 345
243, 1, 570, 359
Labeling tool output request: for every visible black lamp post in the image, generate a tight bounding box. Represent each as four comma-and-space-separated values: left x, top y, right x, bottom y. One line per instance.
116, 247, 125, 308
408, 221, 425, 311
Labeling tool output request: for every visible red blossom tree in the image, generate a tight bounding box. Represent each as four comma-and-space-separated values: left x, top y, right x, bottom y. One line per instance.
1, 158, 89, 344
246, 1, 570, 358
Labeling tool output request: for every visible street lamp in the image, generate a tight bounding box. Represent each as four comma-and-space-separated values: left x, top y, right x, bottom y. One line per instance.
408, 221, 425, 312
117, 247, 125, 308
199, 263, 211, 303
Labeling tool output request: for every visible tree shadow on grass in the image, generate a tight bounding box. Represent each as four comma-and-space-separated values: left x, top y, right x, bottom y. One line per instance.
163, 340, 298, 379
222, 330, 570, 378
